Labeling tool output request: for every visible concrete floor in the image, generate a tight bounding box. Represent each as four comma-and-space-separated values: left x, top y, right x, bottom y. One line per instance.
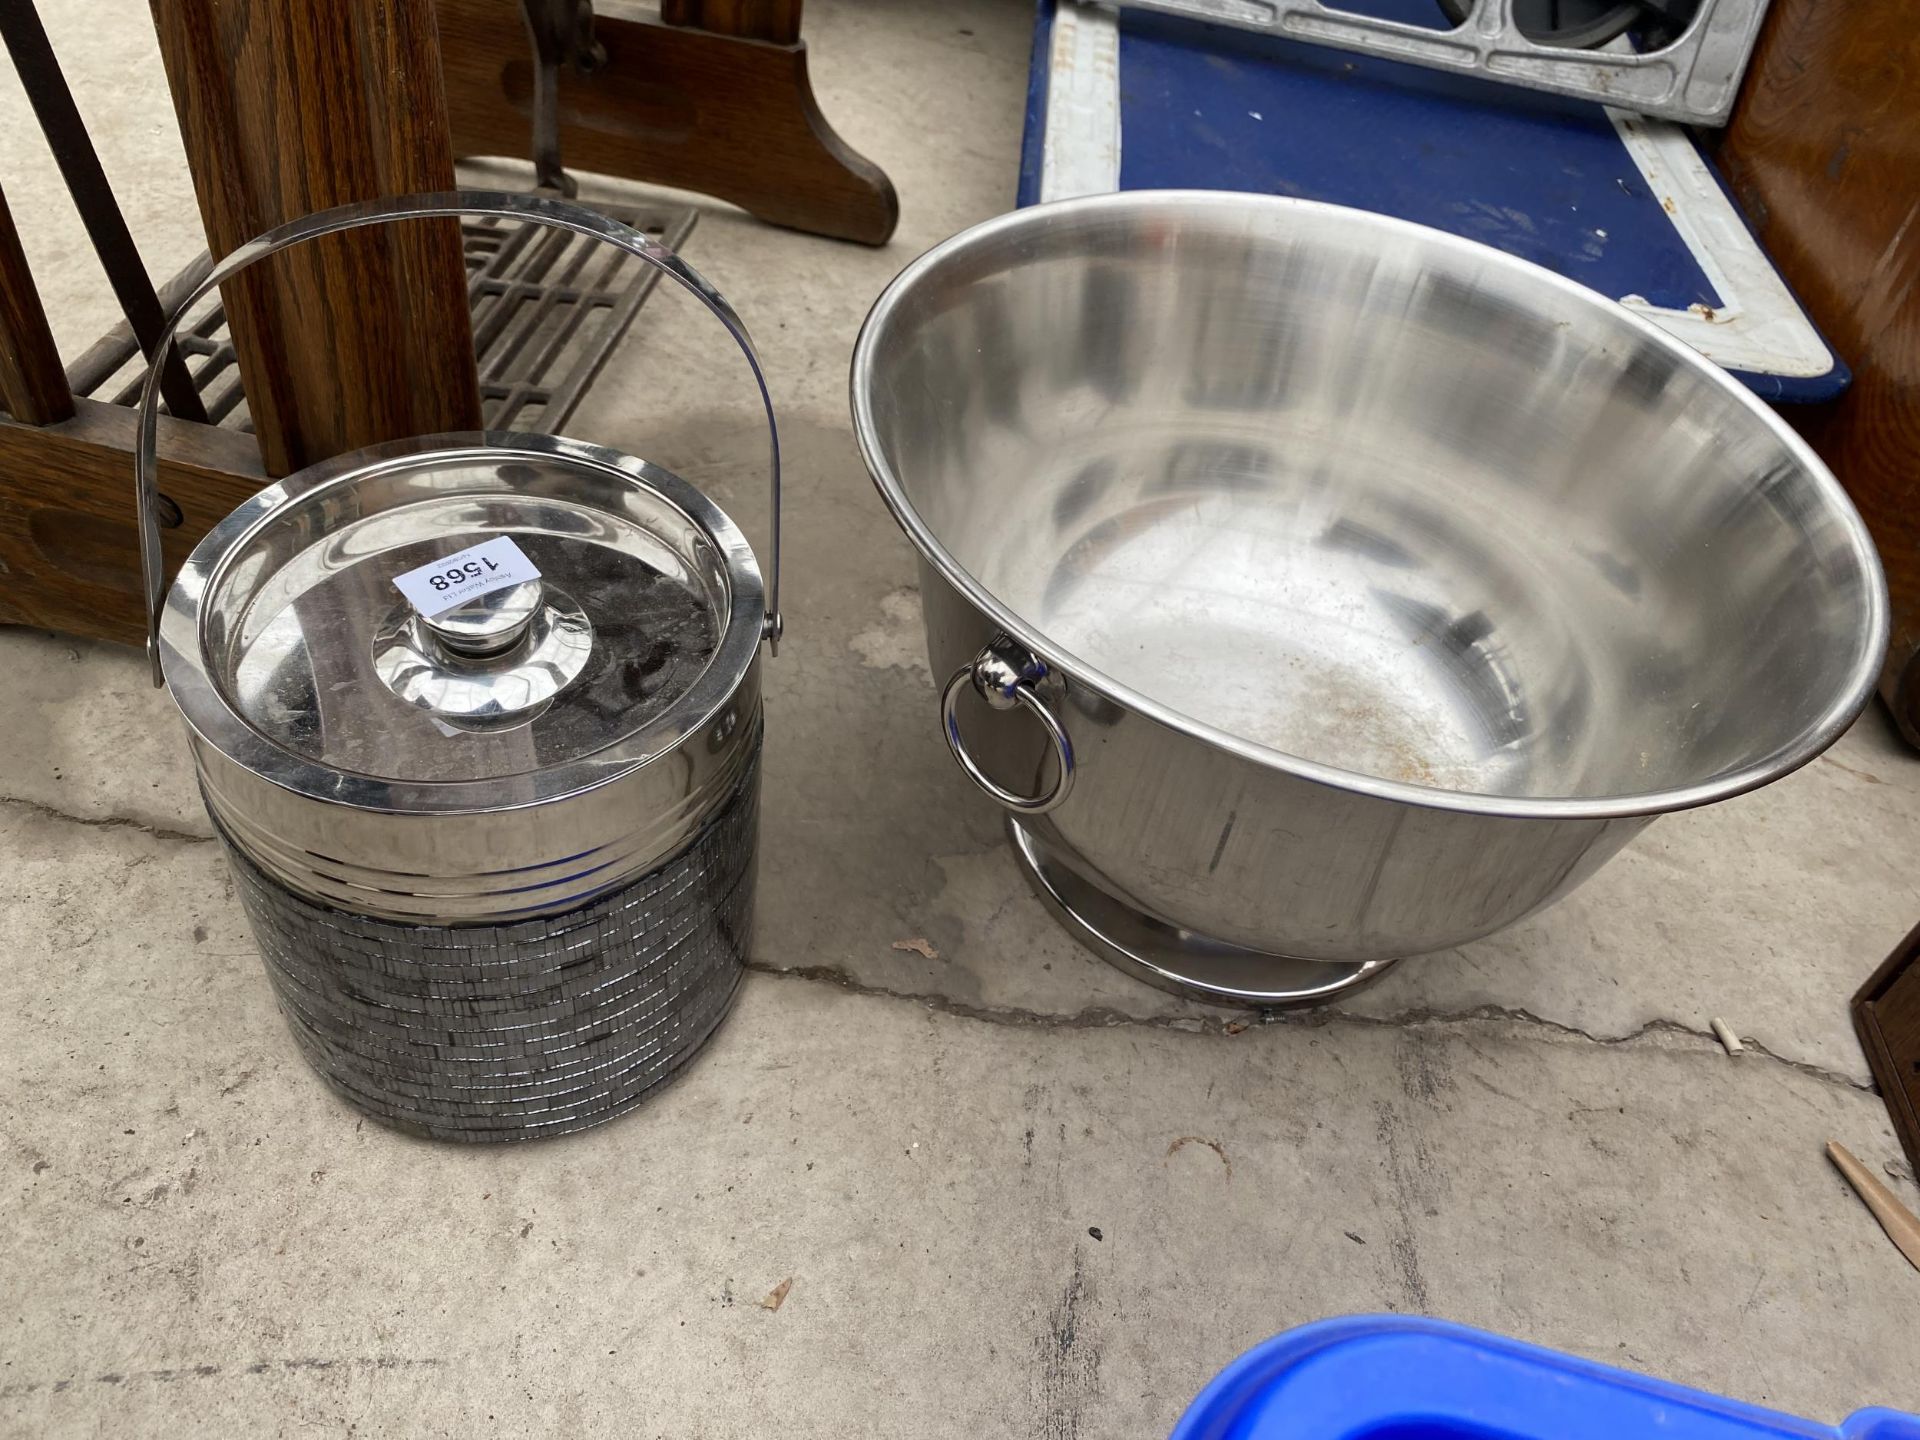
4, 2, 1919, 1435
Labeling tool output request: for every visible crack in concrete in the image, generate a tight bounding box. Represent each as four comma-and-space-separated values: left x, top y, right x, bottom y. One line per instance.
0, 793, 214, 846
743, 962, 1878, 1096
1318, 1004, 1878, 1095
743, 962, 1212, 1034
0, 1354, 444, 1399
1, 795, 1875, 1098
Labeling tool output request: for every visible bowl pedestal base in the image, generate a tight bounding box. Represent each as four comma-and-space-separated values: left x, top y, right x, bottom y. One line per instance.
1007, 818, 1400, 1010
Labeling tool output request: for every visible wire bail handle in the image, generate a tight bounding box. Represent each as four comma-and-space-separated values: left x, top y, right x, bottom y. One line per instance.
136, 188, 783, 687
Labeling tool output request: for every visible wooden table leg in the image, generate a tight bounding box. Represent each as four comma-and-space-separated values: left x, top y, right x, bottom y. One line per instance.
149, 0, 483, 477
0, 181, 73, 426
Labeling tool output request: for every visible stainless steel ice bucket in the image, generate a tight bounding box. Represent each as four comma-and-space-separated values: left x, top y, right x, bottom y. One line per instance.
142, 192, 780, 1138
851, 191, 1888, 1007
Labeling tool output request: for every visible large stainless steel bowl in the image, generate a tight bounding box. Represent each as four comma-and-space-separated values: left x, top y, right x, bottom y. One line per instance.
851, 191, 1888, 1007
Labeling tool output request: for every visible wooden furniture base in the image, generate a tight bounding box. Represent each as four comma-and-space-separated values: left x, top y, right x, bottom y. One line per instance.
1854, 924, 1920, 1181
0, 398, 265, 646
436, 0, 898, 245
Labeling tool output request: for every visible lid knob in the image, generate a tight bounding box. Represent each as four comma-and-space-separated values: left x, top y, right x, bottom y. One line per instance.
423, 579, 545, 660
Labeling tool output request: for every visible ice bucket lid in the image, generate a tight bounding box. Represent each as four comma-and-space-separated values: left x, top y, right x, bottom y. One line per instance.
158, 431, 764, 798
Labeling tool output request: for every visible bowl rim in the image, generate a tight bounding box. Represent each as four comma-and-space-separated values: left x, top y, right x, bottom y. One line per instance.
849, 189, 1890, 822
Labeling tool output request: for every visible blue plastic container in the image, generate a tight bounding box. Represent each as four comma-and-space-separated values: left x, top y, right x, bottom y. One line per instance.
1173, 1317, 1920, 1440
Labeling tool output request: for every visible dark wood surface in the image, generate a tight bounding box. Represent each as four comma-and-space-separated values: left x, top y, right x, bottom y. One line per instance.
1719, 0, 1920, 744
438, 0, 896, 245
0, 0, 208, 424
149, 0, 482, 478
0, 398, 265, 644
0, 181, 74, 426
1853, 923, 1920, 1182
660, 0, 802, 45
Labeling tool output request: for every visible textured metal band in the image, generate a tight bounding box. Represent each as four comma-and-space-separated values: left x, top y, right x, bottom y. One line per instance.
218, 738, 761, 1142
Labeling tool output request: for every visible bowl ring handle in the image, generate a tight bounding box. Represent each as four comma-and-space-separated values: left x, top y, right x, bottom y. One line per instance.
940, 639, 1075, 816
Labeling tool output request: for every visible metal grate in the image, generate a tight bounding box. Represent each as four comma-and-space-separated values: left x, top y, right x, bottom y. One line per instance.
66, 199, 697, 435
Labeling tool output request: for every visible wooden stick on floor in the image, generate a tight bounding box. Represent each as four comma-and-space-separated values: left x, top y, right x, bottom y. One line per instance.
1827, 1140, 1920, 1274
